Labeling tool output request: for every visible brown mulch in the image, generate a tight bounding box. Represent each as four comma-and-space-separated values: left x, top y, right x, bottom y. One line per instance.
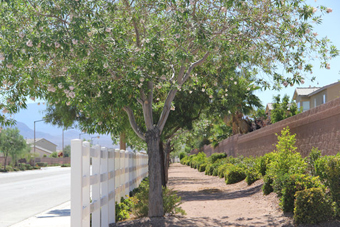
111, 163, 340, 227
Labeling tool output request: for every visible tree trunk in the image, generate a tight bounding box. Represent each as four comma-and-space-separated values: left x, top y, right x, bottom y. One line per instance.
120, 132, 126, 150
4, 155, 7, 170
146, 127, 164, 217
159, 141, 166, 188
164, 141, 172, 186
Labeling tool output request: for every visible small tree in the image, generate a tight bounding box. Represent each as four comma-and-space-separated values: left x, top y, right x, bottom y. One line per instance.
63, 145, 71, 158
0, 128, 27, 169
271, 94, 300, 123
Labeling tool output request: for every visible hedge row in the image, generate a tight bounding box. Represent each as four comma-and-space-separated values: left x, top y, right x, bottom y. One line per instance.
180, 127, 340, 225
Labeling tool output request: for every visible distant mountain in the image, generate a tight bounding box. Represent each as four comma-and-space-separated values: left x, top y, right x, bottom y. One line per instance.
8, 103, 118, 149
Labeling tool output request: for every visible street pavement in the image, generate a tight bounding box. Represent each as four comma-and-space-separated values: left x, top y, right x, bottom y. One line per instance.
0, 167, 70, 227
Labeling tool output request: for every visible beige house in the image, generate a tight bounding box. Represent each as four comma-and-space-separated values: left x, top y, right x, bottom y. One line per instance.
26, 138, 57, 157
292, 81, 340, 112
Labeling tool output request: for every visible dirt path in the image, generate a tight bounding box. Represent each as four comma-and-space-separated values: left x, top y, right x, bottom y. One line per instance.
114, 163, 295, 226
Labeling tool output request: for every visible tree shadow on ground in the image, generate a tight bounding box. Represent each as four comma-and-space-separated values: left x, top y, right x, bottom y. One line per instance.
177, 184, 263, 202
111, 216, 294, 227
37, 209, 70, 218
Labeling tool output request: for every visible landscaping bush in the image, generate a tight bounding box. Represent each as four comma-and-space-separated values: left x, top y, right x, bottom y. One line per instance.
225, 165, 246, 184
61, 163, 71, 167
279, 173, 325, 212
263, 175, 274, 195
245, 168, 260, 186
198, 163, 207, 172
266, 127, 307, 195
180, 156, 190, 165
36, 162, 48, 167
115, 197, 133, 221
18, 163, 26, 171
50, 152, 58, 158
322, 156, 340, 215
179, 152, 187, 160
209, 153, 227, 163
307, 147, 321, 176
25, 164, 33, 170
132, 178, 185, 218
294, 188, 334, 224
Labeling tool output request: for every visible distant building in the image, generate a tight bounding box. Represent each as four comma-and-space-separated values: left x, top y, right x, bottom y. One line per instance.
26, 138, 57, 157
292, 81, 340, 112
265, 103, 274, 120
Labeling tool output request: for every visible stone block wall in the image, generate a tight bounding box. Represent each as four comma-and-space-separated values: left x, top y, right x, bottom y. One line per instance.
191, 98, 340, 158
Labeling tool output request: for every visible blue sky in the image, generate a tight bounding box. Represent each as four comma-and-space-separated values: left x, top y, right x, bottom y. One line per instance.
256, 0, 340, 106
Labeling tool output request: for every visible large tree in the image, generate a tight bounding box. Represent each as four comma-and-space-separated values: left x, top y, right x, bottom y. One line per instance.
0, 0, 337, 217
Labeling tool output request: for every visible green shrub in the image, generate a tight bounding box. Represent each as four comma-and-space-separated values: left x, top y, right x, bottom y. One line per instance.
61, 163, 71, 167
323, 157, 340, 215
294, 188, 334, 224
18, 163, 26, 171
217, 163, 231, 178
245, 168, 260, 186
198, 163, 207, 172
25, 164, 33, 170
43, 154, 47, 157
266, 127, 307, 195
257, 152, 278, 176
280, 174, 325, 212
115, 197, 133, 221
163, 187, 186, 215
263, 175, 274, 195
209, 153, 227, 163
180, 156, 190, 165
132, 178, 185, 217
225, 165, 246, 184
307, 147, 321, 176
50, 152, 58, 158
179, 152, 187, 160
36, 162, 48, 167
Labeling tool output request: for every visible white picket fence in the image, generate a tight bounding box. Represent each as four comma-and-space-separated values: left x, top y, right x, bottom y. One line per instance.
71, 139, 148, 227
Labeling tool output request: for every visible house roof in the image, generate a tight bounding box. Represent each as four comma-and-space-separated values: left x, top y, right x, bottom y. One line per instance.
292, 87, 320, 100
26, 138, 57, 146
292, 81, 340, 101
266, 103, 274, 112
29, 145, 54, 154
307, 81, 340, 97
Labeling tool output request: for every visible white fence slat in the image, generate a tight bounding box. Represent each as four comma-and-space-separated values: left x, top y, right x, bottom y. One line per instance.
120, 149, 125, 199
108, 149, 115, 224
125, 150, 129, 197
92, 145, 101, 227
82, 142, 91, 227
71, 139, 83, 227
101, 147, 109, 227
71, 140, 148, 227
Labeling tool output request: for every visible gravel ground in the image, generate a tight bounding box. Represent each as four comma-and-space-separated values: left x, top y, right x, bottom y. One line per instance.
112, 163, 340, 227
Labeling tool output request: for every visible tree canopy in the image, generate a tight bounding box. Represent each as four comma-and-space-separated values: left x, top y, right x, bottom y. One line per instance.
0, 0, 338, 217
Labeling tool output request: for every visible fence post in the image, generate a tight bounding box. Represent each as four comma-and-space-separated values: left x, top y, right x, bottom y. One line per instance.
71, 139, 83, 227
91, 145, 101, 227
108, 148, 115, 224
101, 147, 109, 227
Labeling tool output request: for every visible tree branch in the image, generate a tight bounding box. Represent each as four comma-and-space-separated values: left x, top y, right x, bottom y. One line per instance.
123, 106, 145, 141
157, 89, 177, 133
142, 81, 153, 130
180, 52, 210, 85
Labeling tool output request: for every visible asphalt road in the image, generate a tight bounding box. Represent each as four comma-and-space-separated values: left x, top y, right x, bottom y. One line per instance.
0, 167, 70, 227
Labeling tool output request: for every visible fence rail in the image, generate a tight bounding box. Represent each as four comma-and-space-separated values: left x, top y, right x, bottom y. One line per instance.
71, 139, 148, 227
